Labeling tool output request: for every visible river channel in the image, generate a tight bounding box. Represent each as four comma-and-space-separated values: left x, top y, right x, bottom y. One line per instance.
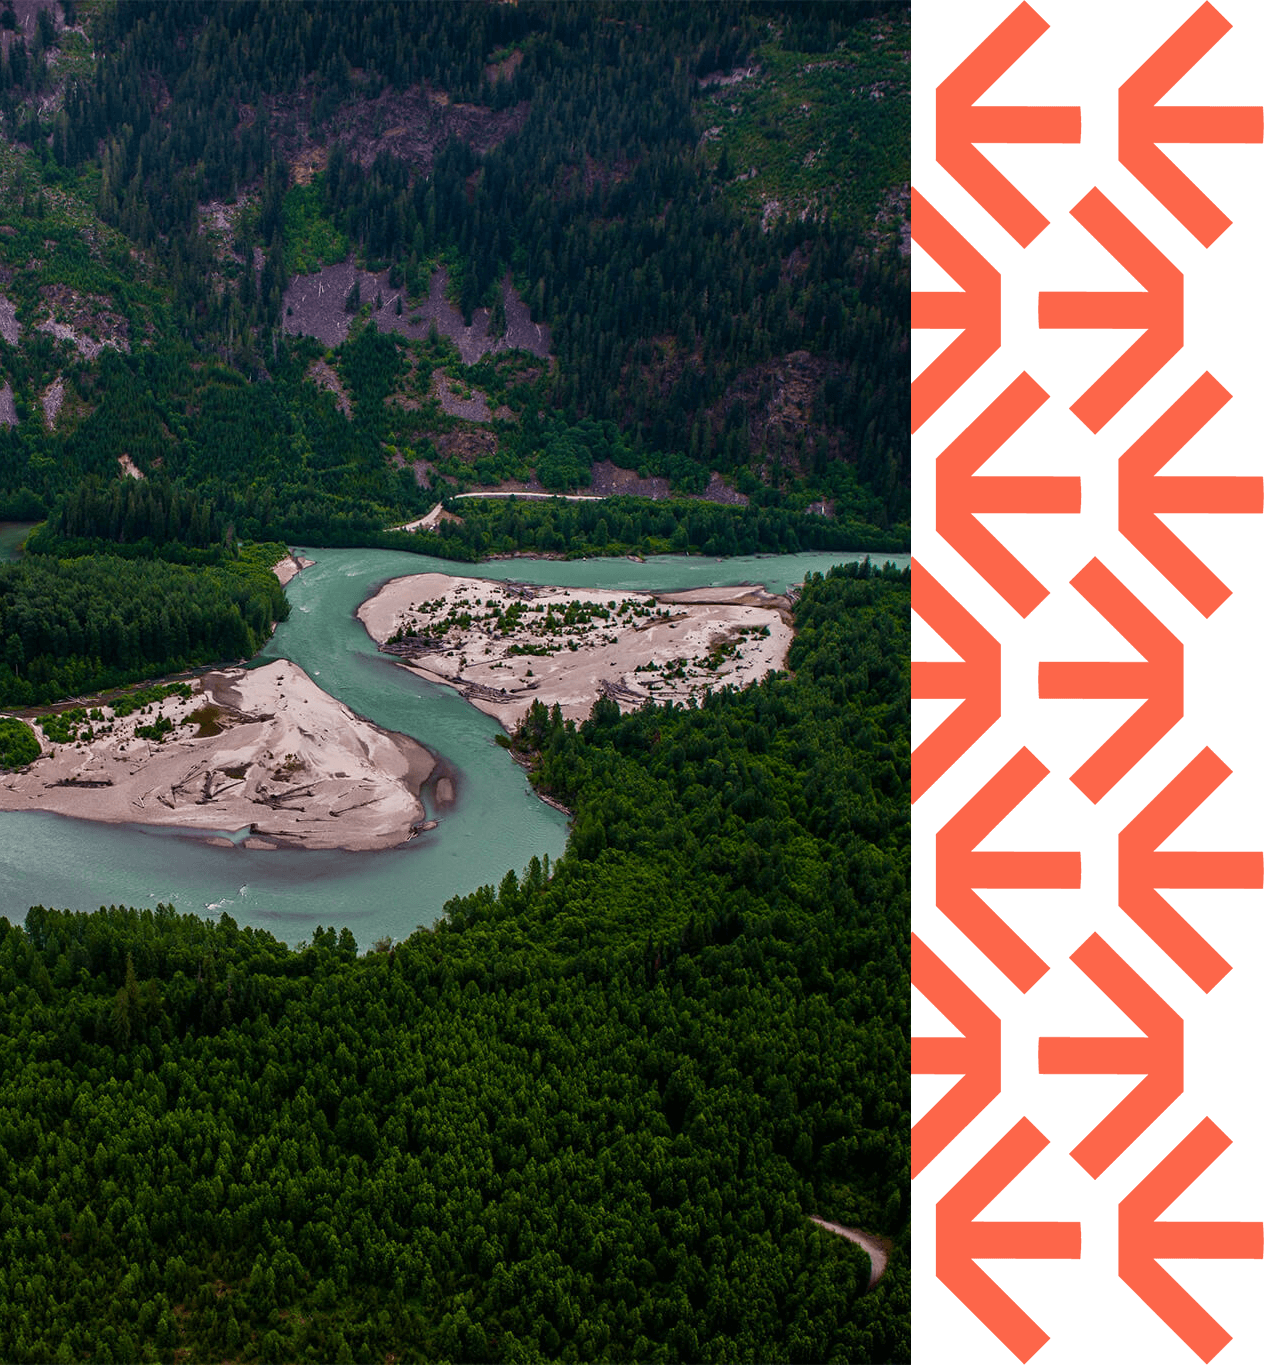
0, 546, 908, 947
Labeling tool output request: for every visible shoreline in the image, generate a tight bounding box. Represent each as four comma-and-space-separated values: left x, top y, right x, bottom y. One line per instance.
356, 572, 795, 730
0, 660, 439, 852
273, 552, 316, 586
3, 555, 315, 724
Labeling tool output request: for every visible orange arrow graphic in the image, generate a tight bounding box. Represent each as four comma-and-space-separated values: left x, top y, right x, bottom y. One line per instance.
1119, 1118, 1263, 1362
936, 1, 1080, 245
1038, 558, 1183, 803
936, 1118, 1080, 1362
1039, 934, 1183, 1178
912, 191, 1002, 433
1119, 2, 1263, 248
1038, 189, 1183, 433
912, 560, 1003, 801
937, 748, 1079, 992
1119, 747, 1262, 993
911, 935, 1002, 1178
937, 372, 1080, 616
1118, 372, 1263, 618
933, 1, 1081, 245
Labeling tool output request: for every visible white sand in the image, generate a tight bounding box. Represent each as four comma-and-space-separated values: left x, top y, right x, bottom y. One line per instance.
356, 573, 794, 729
0, 661, 435, 850
272, 554, 316, 586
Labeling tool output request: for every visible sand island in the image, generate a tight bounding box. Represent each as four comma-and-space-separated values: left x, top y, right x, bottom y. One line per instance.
0, 660, 435, 851
356, 573, 794, 729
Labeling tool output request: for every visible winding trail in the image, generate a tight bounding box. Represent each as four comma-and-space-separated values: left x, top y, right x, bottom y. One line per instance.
809, 1216, 890, 1289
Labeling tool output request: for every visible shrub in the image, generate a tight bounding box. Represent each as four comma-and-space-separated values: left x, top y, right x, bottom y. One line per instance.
0, 716, 40, 768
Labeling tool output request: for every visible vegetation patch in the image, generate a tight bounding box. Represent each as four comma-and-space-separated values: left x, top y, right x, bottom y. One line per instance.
698, 9, 909, 233
0, 714, 39, 767
134, 713, 175, 743
111, 682, 193, 718
36, 707, 91, 745
0, 551, 286, 710
281, 177, 351, 275
187, 704, 223, 737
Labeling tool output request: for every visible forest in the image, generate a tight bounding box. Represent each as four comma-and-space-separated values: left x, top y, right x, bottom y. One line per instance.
0, 3, 910, 1359
0, 540, 288, 707
27, 477, 231, 563
0, 563, 909, 1363
385, 489, 907, 562
0, 0, 908, 536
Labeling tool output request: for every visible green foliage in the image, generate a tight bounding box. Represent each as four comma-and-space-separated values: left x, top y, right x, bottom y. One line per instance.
0, 0, 910, 533
534, 433, 593, 492
338, 324, 403, 442
35, 707, 90, 744
133, 714, 174, 742
0, 548, 289, 708
282, 176, 352, 274
408, 492, 906, 561
109, 680, 193, 719
0, 565, 909, 1361
0, 715, 38, 767
698, 6, 910, 232
39, 681, 194, 744
27, 478, 230, 564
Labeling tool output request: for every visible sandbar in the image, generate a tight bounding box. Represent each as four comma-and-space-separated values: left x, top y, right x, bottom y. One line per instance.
272, 553, 316, 586
0, 661, 435, 851
356, 573, 794, 729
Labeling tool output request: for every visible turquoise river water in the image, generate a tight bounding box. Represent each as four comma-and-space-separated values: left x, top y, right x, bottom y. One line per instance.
0, 546, 908, 947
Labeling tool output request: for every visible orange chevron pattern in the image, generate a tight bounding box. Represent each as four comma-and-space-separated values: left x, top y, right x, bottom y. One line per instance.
913, 3, 1263, 1360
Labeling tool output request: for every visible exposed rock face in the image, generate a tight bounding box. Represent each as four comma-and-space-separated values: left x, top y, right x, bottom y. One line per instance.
283, 265, 550, 363
269, 83, 528, 181
306, 358, 352, 418
0, 294, 19, 346
41, 376, 63, 430
36, 285, 131, 360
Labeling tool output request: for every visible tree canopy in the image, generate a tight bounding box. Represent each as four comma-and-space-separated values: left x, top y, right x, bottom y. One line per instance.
0, 562, 910, 1362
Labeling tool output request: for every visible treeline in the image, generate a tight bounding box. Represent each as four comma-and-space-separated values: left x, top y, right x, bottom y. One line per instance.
0, 562, 909, 1362
0, 544, 289, 707
27, 478, 230, 564
0, 325, 910, 558
409, 491, 908, 560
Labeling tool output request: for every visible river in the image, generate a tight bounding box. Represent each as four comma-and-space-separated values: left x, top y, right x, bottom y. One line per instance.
0, 522, 35, 559
0, 546, 908, 947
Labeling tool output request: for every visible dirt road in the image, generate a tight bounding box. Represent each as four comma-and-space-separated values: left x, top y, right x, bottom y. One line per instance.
808, 1216, 890, 1289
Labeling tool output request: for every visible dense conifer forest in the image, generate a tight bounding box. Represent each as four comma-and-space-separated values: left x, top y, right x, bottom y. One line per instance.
0, 0, 908, 541
0, 2, 910, 1359
0, 540, 288, 706
0, 564, 909, 1362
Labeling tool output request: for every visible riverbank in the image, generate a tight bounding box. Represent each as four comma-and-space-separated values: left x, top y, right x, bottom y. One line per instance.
356, 572, 793, 729
0, 660, 435, 851
273, 552, 316, 586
